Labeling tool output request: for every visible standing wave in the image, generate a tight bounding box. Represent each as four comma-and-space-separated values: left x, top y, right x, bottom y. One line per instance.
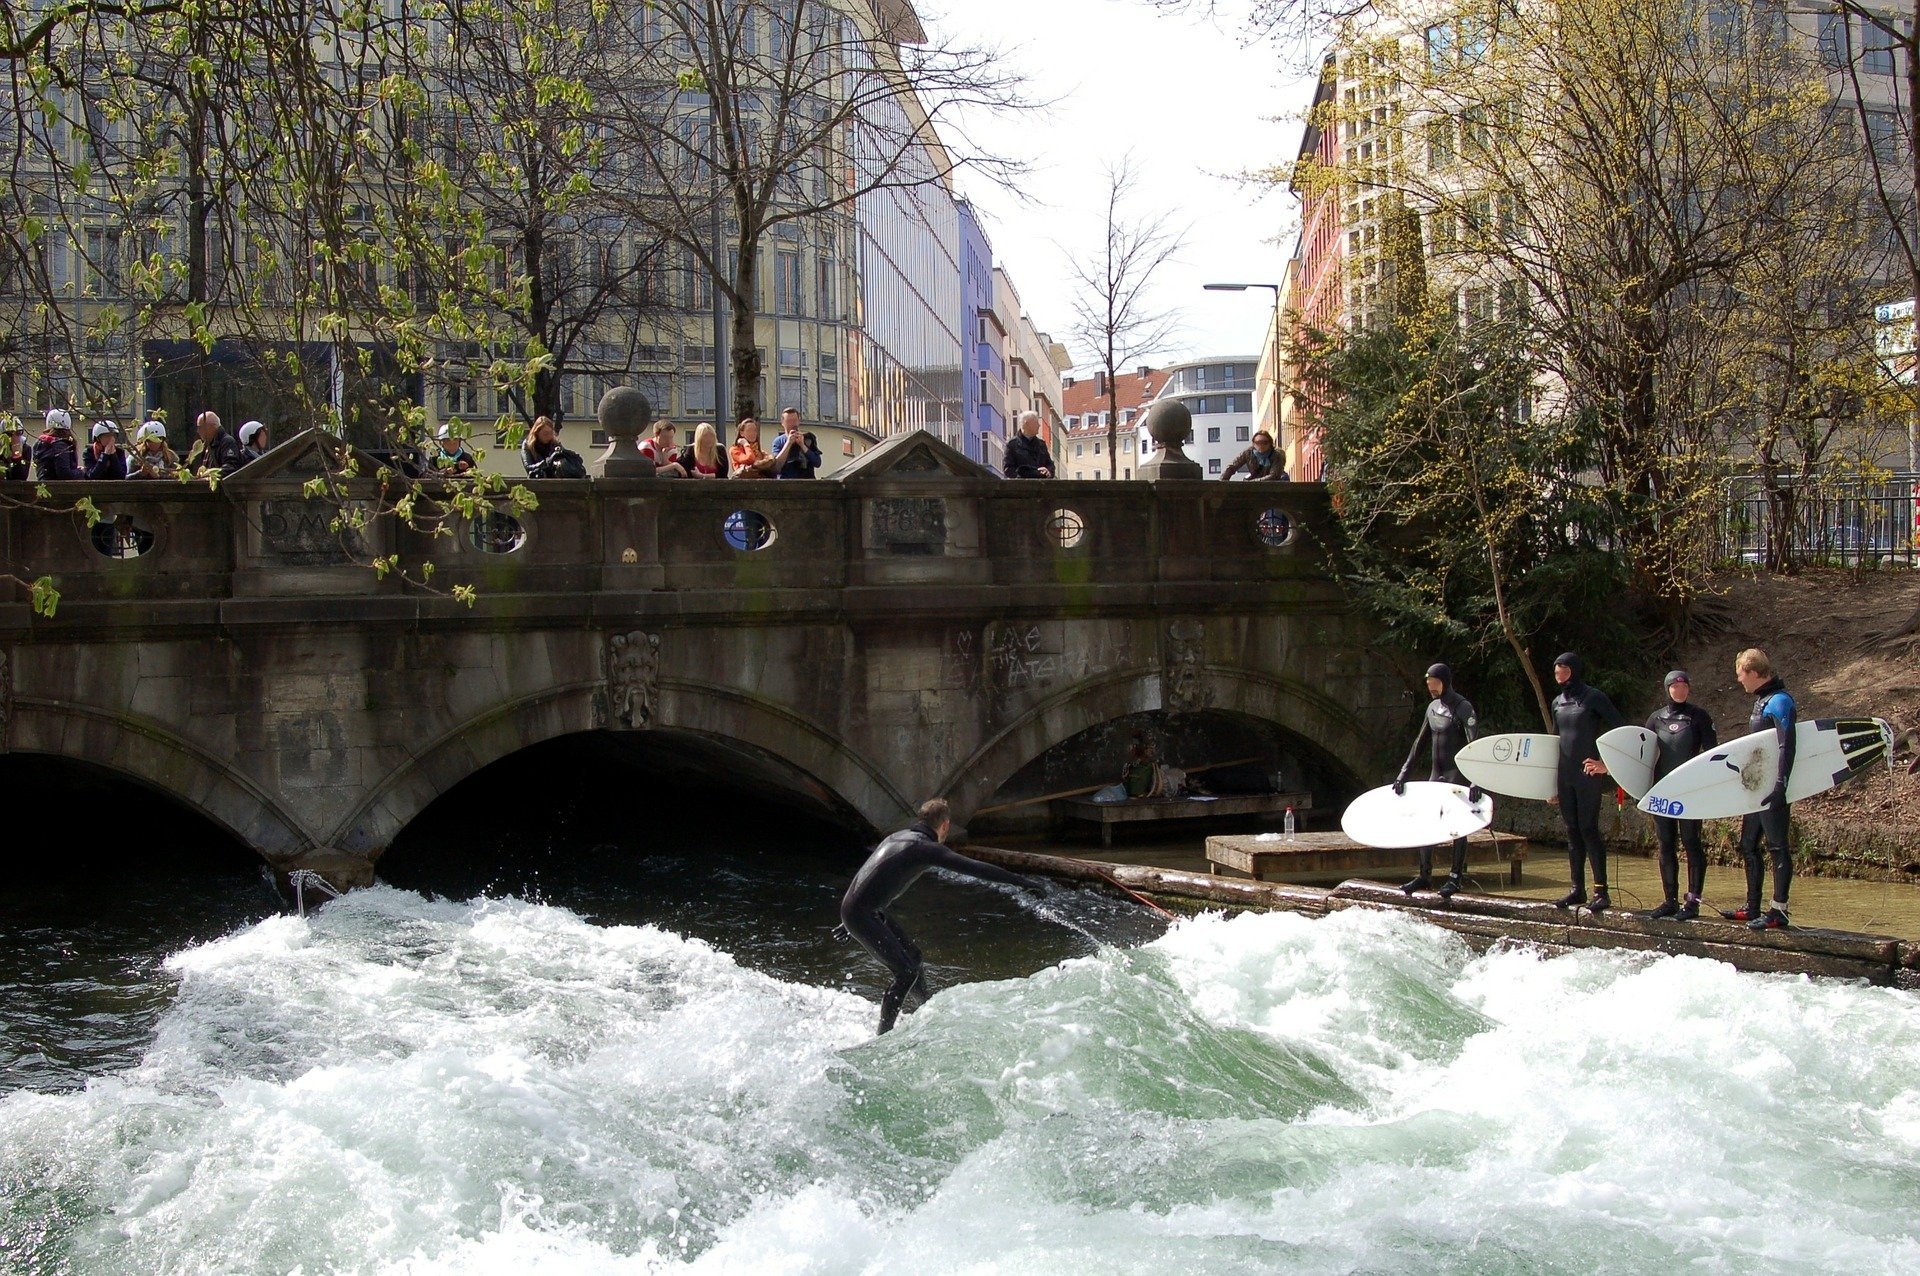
2, 887, 1916, 1274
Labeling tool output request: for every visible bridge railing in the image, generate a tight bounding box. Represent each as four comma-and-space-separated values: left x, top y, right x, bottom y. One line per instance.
0, 472, 1336, 610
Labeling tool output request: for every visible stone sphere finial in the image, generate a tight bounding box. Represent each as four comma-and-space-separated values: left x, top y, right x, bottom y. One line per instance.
598, 386, 655, 478
1138, 399, 1203, 480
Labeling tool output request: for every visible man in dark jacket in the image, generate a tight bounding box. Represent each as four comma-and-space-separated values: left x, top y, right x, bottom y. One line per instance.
1644, 670, 1716, 921
189, 410, 245, 475
838, 797, 1042, 1034
85, 422, 127, 479
1004, 411, 1056, 479
1727, 649, 1796, 930
1551, 652, 1624, 913
34, 409, 85, 481
1394, 661, 1480, 898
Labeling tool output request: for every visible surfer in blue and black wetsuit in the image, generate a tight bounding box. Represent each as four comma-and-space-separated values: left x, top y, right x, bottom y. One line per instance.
1727, 648, 1795, 930
1644, 670, 1717, 922
1394, 662, 1481, 899
1550, 652, 1624, 913
837, 798, 1043, 1034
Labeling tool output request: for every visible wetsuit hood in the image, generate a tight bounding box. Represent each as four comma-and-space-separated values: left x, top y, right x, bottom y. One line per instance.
1425, 662, 1453, 690
1554, 651, 1584, 690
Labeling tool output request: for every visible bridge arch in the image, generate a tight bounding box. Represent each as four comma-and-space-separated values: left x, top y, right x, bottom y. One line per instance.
6, 698, 318, 861
942, 665, 1379, 826
330, 678, 906, 857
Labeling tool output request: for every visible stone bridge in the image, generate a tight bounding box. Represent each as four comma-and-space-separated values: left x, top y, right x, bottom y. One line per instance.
0, 428, 1412, 890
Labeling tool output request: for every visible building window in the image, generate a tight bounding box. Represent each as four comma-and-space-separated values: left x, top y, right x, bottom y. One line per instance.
1093, 441, 1102, 455
1424, 23, 1453, 68
1208, 457, 1222, 474
1207, 426, 1221, 443
1865, 17, 1899, 75
1819, 11, 1850, 68
1066, 415, 1079, 428
1074, 442, 1083, 457
1868, 109, 1901, 163
1236, 425, 1250, 442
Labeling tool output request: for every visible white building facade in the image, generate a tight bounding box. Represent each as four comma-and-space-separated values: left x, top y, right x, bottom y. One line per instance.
1135, 357, 1264, 478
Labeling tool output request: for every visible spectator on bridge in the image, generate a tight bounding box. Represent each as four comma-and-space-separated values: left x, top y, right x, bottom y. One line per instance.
5, 421, 32, 480
641, 419, 688, 477
684, 422, 727, 478
1222, 430, 1289, 481
772, 408, 820, 479
1004, 411, 1056, 479
522, 415, 586, 478
189, 410, 244, 475
86, 421, 127, 479
429, 425, 476, 475
237, 420, 269, 464
35, 409, 85, 481
128, 421, 180, 479
729, 415, 782, 478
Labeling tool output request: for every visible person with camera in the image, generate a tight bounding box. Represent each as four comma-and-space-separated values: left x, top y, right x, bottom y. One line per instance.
522, 415, 587, 479
127, 421, 180, 479
771, 408, 820, 479
86, 421, 128, 479
728, 415, 786, 478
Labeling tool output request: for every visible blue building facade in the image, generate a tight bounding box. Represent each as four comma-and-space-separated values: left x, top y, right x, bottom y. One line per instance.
956, 200, 1006, 468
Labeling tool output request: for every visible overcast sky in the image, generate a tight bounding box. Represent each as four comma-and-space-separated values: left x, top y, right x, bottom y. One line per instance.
922, 0, 1319, 374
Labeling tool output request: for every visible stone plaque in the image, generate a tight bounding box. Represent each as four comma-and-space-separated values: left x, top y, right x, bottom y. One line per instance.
260, 499, 365, 566
870, 497, 946, 556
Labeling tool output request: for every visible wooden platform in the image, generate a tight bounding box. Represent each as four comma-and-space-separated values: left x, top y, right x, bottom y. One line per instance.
1051, 791, 1313, 847
1206, 829, 1529, 885
965, 844, 1920, 987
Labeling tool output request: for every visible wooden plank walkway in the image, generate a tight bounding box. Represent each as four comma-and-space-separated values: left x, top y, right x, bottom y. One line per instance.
966, 844, 1919, 988
1050, 791, 1313, 847
1206, 829, 1529, 885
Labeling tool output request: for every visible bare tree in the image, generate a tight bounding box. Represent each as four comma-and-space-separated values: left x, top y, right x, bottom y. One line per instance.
1064, 158, 1184, 479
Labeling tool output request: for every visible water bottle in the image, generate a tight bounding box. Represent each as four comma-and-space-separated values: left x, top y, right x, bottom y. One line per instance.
1283, 805, 1296, 839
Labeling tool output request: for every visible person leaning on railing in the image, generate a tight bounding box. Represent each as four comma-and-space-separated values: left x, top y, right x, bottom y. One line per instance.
1221, 430, 1289, 481
729, 415, 787, 478
1003, 411, 1056, 478
127, 421, 180, 479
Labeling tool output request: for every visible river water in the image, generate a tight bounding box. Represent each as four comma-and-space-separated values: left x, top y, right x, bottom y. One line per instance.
4, 848, 1919, 1273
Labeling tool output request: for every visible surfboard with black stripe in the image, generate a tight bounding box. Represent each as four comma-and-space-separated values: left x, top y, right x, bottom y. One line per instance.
1638, 717, 1893, 821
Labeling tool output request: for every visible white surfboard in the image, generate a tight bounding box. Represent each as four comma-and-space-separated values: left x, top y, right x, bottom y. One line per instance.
1341, 781, 1494, 849
1596, 726, 1660, 800
1638, 717, 1893, 821
1455, 733, 1561, 801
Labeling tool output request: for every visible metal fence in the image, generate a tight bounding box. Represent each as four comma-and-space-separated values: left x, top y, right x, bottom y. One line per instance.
1721, 473, 1919, 568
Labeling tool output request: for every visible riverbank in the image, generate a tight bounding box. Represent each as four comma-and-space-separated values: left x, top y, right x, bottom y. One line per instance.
985, 829, 1920, 940
970, 843, 1920, 988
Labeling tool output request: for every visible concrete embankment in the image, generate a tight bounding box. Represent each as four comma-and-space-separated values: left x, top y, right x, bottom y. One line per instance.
970, 845, 1920, 989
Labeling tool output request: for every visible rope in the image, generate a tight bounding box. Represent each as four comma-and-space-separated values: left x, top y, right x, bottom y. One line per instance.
1096, 869, 1179, 920
287, 868, 343, 917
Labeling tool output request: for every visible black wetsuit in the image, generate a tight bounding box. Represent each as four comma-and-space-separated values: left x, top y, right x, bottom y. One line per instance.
1739, 678, 1796, 915
1551, 653, 1623, 895
839, 822, 1034, 1033
1646, 697, 1716, 902
1397, 664, 1477, 882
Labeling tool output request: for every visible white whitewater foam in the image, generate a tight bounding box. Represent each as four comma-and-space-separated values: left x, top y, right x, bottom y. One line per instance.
2, 888, 1916, 1274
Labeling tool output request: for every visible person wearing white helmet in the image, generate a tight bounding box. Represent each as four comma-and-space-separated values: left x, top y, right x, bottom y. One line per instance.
429, 424, 476, 475
85, 420, 127, 479
128, 421, 180, 479
35, 408, 85, 481
237, 420, 268, 464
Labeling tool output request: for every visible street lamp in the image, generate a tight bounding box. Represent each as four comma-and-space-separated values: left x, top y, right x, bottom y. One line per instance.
1204, 282, 1283, 456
